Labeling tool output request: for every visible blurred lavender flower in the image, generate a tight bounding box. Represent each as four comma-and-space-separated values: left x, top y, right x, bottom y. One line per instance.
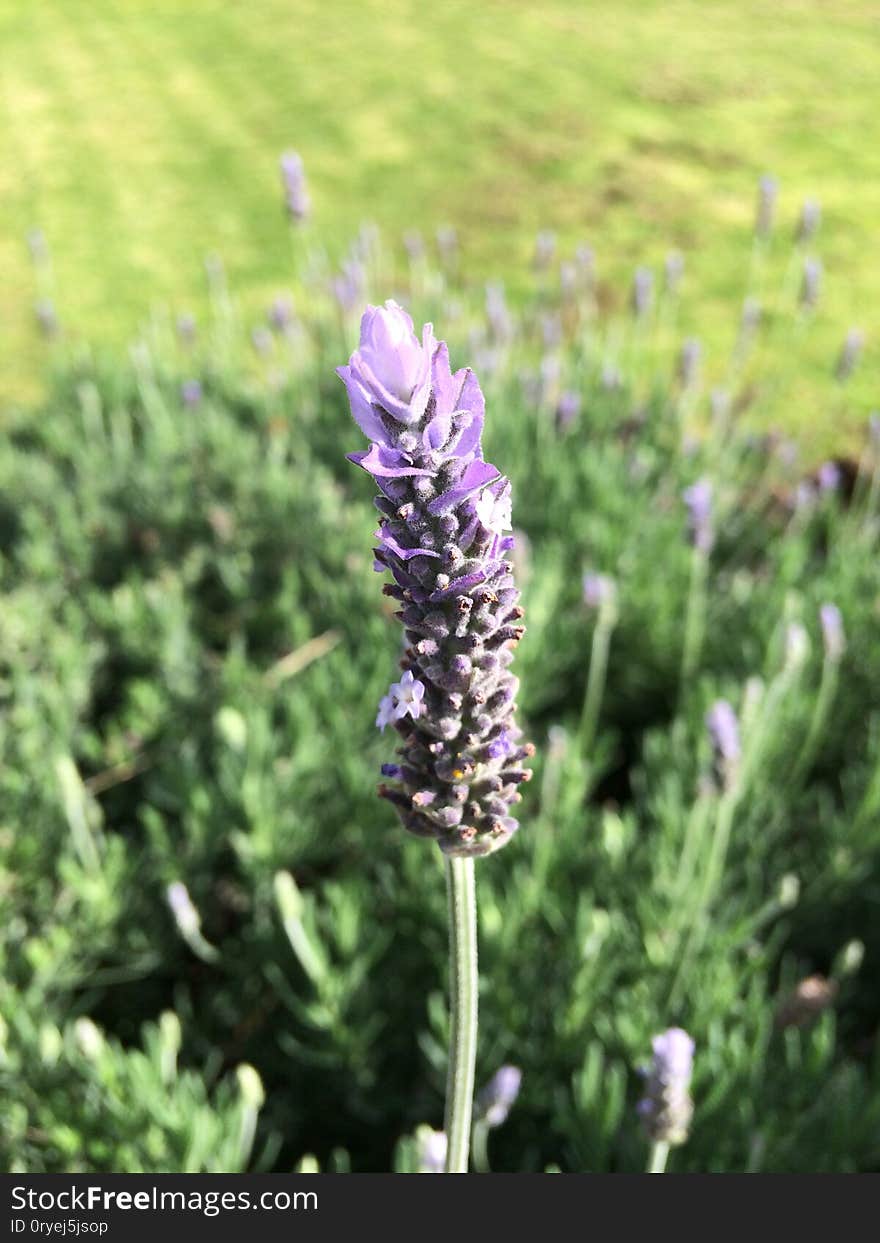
404, 230, 425, 262
180, 379, 203, 408
817, 460, 841, 494
836, 328, 865, 382
268, 294, 295, 335
755, 173, 778, 238
27, 228, 49, 266
637, 1028, 695, 1146
485, 282, 513, 344
559, 261, 577, 301
533, 230, 556, 271
631, 267, 654, 319
339, 301, 532, 856
332, 258, 368, 315
664, 250, 685, 294
683, 479, 713, 552
166, 881, 200, 939
279, 151, 310, 221
415, 1127, 447, 1174
34, 298, 59, 340
176, 312, 197, 346
799, 257, 822, 310
475, 1065, 522, 1128
556, 390, 581, 429
819, 603, 845, 661
678, 338, 702, 389
796, 198, 821, 245
582, 571, 616, 613
436, 226, 458, 266
251, 326, 273, 357
575, 244, 596, 291
541, 312, 562, 350
706, 699, 740, 789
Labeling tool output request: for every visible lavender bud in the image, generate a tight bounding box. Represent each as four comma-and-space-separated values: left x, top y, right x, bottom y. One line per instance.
180, 379, 203, 408
176, 312, 197, 346
683, 479, 713, 553
755, 173, 778, 238
415, 1126, 447, 1173
436, 226, 458, 265
796, 198, 821, 244
268, 294, 295, 334
475, 1065, 522, 1128
835, 328, 865, 382
799, 257, 822, 310
340, 302, 532, 857
279, 150, 310, 222
637, 1028, 695, 1146
678, 338, 701, 389
817, 460, 841, 494
582, 572, 617, 616
27, 228, 49, 266
819, 603, 845, 661
166, 881, 200, 939
533, 230, 556, 271
34, 298, 59, 340
706, 699, 740, 789
556, 390, 581, 429
631, 266, 653, 319
664, 250, 684, 294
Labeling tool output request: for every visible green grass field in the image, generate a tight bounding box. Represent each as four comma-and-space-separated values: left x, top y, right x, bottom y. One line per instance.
1, 0, 878, 439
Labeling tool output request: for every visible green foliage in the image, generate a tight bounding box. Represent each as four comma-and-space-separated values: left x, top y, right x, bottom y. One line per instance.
1, 224, 878, 1173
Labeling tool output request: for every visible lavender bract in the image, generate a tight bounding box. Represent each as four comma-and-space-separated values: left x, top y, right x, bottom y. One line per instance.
340, 301, 532, 857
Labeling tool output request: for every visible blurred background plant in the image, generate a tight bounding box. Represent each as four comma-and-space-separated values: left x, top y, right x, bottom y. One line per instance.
2, 0, 879, 1176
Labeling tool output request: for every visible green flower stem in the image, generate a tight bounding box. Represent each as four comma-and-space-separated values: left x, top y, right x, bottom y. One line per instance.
443, 855, 478, 1174
647, 1140, 670, 1174
579, 606, 617, 758
471, 1120, 491, 1174
680, 546, 709, 696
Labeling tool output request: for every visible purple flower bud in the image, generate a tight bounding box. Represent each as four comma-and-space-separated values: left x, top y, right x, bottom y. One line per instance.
176, 313, 197, 345
797, 198, 821, 244
819, 603, 845, 661
180, 379, 203, 408
279, 150, 310, 222
678, 338, 701, 389
664, 251, 684, 294
582, 572, 616, 611
800, 257, 822, 310
706, 700, 740, 789
755, 173, 778, 238
416, 1127, 447, 1173
683, 479, 713, 552
533, 230, 556, 271
817, 460, 841, 494
341, 303, 531, 858
476, 1065, 522, 1128
404, 230, 425, 261
637, 1027, 695, 1146
34, 298, 59, 340
27, 228, 49, 266
268, 295, 295, 334
631, 267, 654, 319
836, 328, 865, 382
556, 390, 581, 429
436, 226, 458, 265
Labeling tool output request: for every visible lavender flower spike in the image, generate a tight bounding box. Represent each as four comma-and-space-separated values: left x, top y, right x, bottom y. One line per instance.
637, 1027, 695, 1146
706, 699, 740, 790
475, 1064, 522, 1128
341, 301, 533, 857
683, 479, 713, 552
819, 603, 845, 661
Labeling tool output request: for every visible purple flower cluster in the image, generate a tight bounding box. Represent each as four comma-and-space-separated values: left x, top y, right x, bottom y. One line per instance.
340, 301, 532, 857
683, 479, 713, 553
706, 699, 740, 790
637, 1027, 695, 1146
475, 1064, 523, 1128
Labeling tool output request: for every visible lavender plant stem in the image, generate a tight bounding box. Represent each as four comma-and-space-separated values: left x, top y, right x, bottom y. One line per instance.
680, 545, 708, 695
444, 855, 478, 1173
578, 612, 615, 758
